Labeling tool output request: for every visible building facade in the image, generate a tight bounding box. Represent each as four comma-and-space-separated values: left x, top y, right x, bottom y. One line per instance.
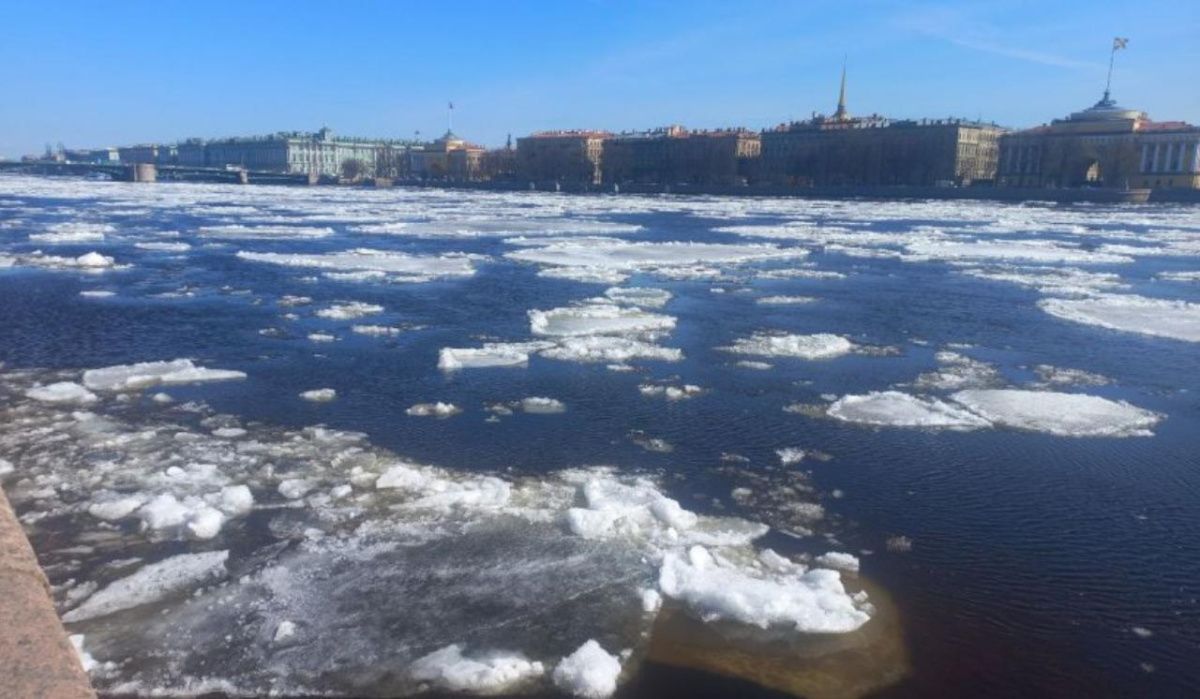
997, 93, 1200, 190
760, 68, 1003, 187
602, 126, 760, 186
516, 131, 609, 185
406, 130, 485, 180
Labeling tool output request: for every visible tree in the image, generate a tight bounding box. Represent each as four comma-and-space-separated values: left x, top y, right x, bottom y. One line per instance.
341, 158, 366, 182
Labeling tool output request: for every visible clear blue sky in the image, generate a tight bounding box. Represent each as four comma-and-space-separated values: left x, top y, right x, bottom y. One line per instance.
1, 0, 1196, 156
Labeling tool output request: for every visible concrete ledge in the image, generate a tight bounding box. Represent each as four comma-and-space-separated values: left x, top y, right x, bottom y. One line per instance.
0, 489, 95, 699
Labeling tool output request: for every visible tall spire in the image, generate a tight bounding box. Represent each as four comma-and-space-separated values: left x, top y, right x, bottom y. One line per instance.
834, 57, 849, 121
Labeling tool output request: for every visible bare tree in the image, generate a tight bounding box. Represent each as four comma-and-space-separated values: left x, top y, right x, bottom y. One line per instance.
341, 158, 366, 182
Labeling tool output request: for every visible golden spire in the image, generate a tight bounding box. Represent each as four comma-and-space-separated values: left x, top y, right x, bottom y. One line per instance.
834, 57, 849, 120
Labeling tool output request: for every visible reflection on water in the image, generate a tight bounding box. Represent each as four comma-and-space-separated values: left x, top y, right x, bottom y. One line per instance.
647, 579, 907, 699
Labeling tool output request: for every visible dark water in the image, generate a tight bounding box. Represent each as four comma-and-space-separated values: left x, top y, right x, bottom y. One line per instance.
1, 175, 1198, 697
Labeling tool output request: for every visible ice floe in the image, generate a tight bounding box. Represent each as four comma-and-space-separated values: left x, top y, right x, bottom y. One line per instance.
638, 383, 703, 401
658, 545, 871, 632
1040, 295, 1200, 342
410, 644, 545, 694
529, 303, 675, 338
315, 302, 384, 320
25, 381, 98, 405
300, 388, 337, 402
29, 222, 113, 243
519, 397, 566, 414
198, 224, 333, 239
236, 248, 477, 283
82, 359, 245, 392
406, 402, 463, 418
721, 332, 854, 360
63, 551, 229, 622
949, 389, 1161, 437
826, 391, 991, 430
506, 240, 807, 284
552, 640, 622, 699
438, 342, 551, 371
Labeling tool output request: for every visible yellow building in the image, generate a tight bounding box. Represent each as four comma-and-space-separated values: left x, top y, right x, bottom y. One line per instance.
998, 93, 1200, 190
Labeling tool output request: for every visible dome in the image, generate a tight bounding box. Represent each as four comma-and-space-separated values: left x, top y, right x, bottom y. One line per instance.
1066, 93, 1145, 122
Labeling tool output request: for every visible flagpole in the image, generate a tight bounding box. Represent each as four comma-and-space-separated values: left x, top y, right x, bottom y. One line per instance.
1104, 43, 1116, 101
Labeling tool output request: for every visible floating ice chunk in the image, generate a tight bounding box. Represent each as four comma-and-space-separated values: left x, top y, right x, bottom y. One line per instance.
508, 240, 806, 281
410, 644, 545, 694
757, 295, 817, 305
87, 495, 145, 521
603, 287, 672, 308
25, 381, 98, 405
949, 389, 1161, 437
236, 248, 477, 282
1157, 271, 1200, 282
316, 302, 384, 320
69, 634, 99, 673
826, 391, 991, 429
278, 479, 315, 500
300, 388, 337, 402
0, 459, 12, 477
219, 485, 254, 516
657, 546, 870, 633
912, 351, 1002, 391
62, 550, 229, 622
406, 402, 462, 418
776, 447, 806, 465
1033, 364, 1110, 387
520, 397, 566, 414
438, 342, 553, 371
814, 552, 861, 573
134, 241, 191, 252
185, 506, 225, 540
722, 332, 854, 359
540, 336, 683, 364
529, 303, 675, 337
641, 589, 662, 614
352, 324, 404, 336
307, 332, 336, 342
198, 224, 333, 239
904, 238, 1132, 265
79, 290, 115, 298
735, 360, 773, 370
274, 620, 297, 643
963, 265, 1127, 296
538, 266, 630, 284
1039, 295, 1200, 342
75, 252, 116, 268
30, 222, 112, 243
376, 462, 433, 490
552, 640, 622, 699
212, 427, 246, 438
137, 493, 191, 530
82, 359, 245, 392
638, 384, 703, 401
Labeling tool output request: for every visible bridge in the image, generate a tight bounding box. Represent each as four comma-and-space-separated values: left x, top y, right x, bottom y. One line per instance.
0, 160, 324, 186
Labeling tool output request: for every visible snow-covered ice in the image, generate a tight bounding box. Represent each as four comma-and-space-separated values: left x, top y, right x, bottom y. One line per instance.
1040, 295, 1200, 342
552, 640, 622, 699
62, 551, 229, 622
949, 389, 1161, 437
83, 359, 245, 392
826, 391, 991, 430
658, 546, 871, 632
410, 644, 545, 694
722, 332, 854, 360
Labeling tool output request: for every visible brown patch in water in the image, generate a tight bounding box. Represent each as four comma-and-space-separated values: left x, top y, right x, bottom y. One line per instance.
644, 576, 908, 699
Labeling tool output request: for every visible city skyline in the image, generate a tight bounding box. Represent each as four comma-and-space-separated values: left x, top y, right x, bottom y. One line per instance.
1, 1, 1198, 158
